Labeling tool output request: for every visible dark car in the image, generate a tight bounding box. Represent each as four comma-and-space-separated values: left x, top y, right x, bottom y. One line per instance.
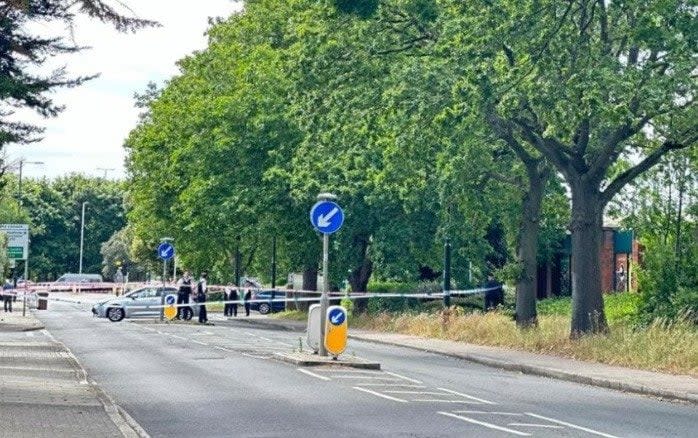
249, 290, 286, 315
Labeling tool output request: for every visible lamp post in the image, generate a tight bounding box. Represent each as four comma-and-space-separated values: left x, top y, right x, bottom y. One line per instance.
79, 202, 88, 274
16, 159, 44, 212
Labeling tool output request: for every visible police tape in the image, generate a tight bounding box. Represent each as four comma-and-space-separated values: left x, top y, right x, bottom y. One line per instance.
25, 286, 500, 310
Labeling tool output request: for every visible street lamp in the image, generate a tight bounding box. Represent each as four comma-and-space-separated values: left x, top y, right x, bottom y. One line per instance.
79, 202, 88, 274
15, 159, 45, 212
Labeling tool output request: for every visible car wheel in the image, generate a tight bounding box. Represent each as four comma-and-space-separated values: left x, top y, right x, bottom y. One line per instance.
107, 307, 125, 322
182, 307, 193, 320
258, 303, 271, 315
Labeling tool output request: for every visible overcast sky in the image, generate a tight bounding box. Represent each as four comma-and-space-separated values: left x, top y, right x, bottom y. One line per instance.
6, 1, 242, 180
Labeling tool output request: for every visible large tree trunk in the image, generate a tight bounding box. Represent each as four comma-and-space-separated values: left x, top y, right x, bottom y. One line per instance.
515, 173, 544, 328
349, 236, 373, 314
296, 266, 318, 312
569, 181, 608, 336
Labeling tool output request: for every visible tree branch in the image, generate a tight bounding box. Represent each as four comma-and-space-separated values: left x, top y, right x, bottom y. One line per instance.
602, 137, 696, 204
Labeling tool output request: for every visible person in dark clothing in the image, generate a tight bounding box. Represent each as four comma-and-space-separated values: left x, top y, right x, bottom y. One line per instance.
483, 274, 504, 311
243, 289, 252, 317
3, 281, 13, 312
228, 287, 239, 317
197, 272, 208, 324
176, 271, 193, 319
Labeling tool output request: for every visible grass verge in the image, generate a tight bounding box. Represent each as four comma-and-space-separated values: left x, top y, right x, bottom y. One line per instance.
350, 309, 697, 376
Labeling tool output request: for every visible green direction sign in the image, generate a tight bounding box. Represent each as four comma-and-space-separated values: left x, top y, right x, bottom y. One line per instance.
7, 246, 24, 259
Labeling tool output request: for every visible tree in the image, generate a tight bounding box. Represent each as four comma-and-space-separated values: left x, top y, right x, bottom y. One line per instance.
0, 0, 155, 147
433, 0, 697, 335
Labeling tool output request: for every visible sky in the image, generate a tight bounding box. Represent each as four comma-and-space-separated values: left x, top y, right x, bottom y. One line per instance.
6, 1, 243, 180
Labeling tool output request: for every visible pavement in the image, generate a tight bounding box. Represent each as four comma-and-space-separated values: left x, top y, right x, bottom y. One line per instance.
0, 312, 144, 437
231, 315, 698, 405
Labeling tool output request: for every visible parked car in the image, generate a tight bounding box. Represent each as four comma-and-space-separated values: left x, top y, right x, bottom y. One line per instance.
55, 273, 103, 283
91, 286, 200, 322
249, 290, 286, 315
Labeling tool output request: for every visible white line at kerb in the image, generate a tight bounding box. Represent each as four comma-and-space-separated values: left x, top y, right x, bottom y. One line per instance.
437, 387, 497, 405
352, 386, 408, 403
438, 412, 530, 436
297, 368, 331, 381
525, 413, 620, 438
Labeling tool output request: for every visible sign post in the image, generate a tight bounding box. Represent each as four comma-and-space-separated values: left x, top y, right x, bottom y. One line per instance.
309, 194, 344, 357
157, 241, 175, 322
1, 224, 30, 316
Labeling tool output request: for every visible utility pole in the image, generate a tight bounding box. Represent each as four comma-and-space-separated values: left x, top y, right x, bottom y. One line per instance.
443, 238, 452, 308
79, 202, 88, 274
15, 159, 44, 212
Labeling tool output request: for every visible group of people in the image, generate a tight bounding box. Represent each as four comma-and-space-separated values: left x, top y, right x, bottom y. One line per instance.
174, 271, 253, 324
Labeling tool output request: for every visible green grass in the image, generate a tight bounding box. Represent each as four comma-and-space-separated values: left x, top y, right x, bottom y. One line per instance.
537, 292, 641, 323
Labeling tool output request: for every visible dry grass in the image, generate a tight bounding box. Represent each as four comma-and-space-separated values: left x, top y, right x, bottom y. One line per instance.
351, 309, 698, 376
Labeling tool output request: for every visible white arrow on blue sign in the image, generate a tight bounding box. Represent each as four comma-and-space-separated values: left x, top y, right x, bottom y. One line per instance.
165, 294, 176, 305
328, 307, 346, 326
310, 200, 344, 234
157, 242, 175, 260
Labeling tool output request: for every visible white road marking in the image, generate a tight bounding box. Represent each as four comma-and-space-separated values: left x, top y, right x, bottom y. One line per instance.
170, 335, 186, 340
508, 423, 564, 429
314, 369, 380, 373
525, 413, 620, 438
353, 386, 408, 403
241, 353, 269, 359
453, 411, 523, 416
214, 346, 230, 351
384, 371, 422, 383
297, 368, 331, 381
332, 375, 402, 380
414, 399, 481, 404
358, 384, 427, 388
384, 391, 447, 395
438, 412, 530, 436
25, 332, 34, 337
437, 387, 497, 405
191, 340, 208, 346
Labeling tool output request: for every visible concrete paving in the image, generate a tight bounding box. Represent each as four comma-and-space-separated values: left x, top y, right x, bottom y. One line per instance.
32, 301, 698, 437
0, 317, 141, 437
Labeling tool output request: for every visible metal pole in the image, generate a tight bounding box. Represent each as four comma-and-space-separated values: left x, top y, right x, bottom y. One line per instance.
443, 238, 451, 308
17, 160, 23, 212
319, 233, 329, 356
160, 259, 166, 321
271, 236, 277, 289
79, 202, 87, 274
235, 235, 241, 286
23, 247, 28, 317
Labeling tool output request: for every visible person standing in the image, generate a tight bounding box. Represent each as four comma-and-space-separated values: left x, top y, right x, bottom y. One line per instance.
176, 271, 193, 320
2, 280, 13, 313
229, 287, 239, 317
197, 272, 208, 324
243, 288, 252, 317
483, 274, 504, 311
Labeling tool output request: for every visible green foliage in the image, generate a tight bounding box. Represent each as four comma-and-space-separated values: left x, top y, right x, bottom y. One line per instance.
538, 293, 641, 324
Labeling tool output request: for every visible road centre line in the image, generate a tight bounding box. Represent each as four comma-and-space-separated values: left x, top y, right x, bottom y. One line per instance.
384, 371, 422, 383
297, 368, 331, 381
414, 399, 481, 404
383, 391, 447, 395
525, 413, 620, 438
353, 386, 408, 403
453, 411, 523, 416
508, 423, 564, 429
438, 412, 530, 436
437, 387, 497, 405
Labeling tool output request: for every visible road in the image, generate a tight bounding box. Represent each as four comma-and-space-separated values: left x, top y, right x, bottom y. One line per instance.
35, 302, 696, 437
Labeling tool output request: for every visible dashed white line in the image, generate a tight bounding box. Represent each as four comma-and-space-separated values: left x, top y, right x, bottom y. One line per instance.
438, 412, 530, 436
508, 423, 563, 429
414, 399, 481, 404
437, 387, 497, 405
525, 413, 620, 438
297, 368, 331, 381
191, 340, 208, 346
353, 386, 409, 403
384, 371, 422, 383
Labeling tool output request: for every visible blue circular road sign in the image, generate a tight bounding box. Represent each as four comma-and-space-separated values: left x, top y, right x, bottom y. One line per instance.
165, 294, 176, 305
310, 201, 344, 234
328, 307, 346, 326
157, 242, 175, 261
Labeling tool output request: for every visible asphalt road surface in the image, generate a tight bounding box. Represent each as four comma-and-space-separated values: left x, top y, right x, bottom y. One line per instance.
36, 302, 696, 437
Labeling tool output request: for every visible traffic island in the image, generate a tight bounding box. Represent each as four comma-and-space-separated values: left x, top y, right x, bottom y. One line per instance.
275, 351, 380, 369
0, 311, 45, 332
